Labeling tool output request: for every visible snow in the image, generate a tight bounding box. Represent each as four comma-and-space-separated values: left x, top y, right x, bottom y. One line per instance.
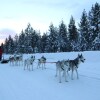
0, 51, 100, 100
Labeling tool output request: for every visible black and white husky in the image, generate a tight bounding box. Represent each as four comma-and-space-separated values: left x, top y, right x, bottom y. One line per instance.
9, 54, 23, 66
55, 60, 69, 83
14, 54, 23, 66
9, 55, 15, 66
67, 54, 85, 80
24, 55, 35, 71
55, 54, 85, 83
37, 56, 46, 70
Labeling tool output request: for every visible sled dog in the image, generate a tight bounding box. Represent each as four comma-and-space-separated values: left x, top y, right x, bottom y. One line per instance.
37, 56, 46, 69
55, 60, 69, 83
67, 54, 85, 80
14, 54, 23, 66
24, 55, 35, 71
9, 55, 15, 66
9, 54, 23, 66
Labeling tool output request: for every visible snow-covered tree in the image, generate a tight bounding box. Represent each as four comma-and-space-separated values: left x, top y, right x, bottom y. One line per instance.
30, 30, 38, 53
78, 9, 90, 51
18, 30, 26, 53
4, 38, 9, 53
68, 16, 78, 51
33, 31, 41, 53
24, 23, 32, 53
88, 2, 100, 50
92, 33, 100, 50
57, 20, 68, 52
13, 34, 19, 53
48, 23, 58, 52
8, 35, 15, 54
41, 33, 49, 52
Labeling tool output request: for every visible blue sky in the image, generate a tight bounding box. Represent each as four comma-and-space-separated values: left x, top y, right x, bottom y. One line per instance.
0, 0, 99, 44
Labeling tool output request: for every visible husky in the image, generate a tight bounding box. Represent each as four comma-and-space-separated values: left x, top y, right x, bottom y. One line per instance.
9, 54, 23, 66
67, 54, 85, 80
55, 60, 69, 83
9, 55, 15, 66
37, 56, 46, 70
14, 54, 23, 66
24, 55, 35, 71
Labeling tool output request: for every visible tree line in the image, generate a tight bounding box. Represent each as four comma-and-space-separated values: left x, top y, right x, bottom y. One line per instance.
1, 2, 100, 54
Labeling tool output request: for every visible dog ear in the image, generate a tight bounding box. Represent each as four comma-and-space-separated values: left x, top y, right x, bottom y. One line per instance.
81, 53, 83, 57
78, 53, 80, 56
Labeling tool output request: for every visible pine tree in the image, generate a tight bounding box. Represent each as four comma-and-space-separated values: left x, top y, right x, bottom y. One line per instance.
79, 9, 90, 51
68, 16, 78, 51
48, 23, 58, 52
30, 29, 36, 53
58, 20, 68, 52
32, 31, 41, 53
24, 23, 32, 53
18, 30, 26, 53
4, 38, 9, 54
88, 2, 100, 50
41, 33, 47, 52
14, 34, 19, 53
8, 35, 15, 54
36, 33, 41, 53
92, 33, 100, 50
46, 35, 56, 53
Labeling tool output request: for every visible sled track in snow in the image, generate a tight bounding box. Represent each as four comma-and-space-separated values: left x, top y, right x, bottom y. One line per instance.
79, 74, 100, 81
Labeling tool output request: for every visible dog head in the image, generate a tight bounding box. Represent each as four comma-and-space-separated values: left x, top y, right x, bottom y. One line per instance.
78, 54, 85, 63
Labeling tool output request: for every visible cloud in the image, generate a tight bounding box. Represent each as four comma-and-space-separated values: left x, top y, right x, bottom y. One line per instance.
0, 28, 17, 44
0, 28, 16, 38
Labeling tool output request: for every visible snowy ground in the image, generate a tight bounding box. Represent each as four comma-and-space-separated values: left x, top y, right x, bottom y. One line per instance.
0, 51, 100, 100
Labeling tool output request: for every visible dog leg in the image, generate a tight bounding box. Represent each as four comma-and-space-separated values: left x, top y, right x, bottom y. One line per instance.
42, 64, 43, 70
71, 70, 74, 80
32, 63, 33, 71
24, 65, 25, 70
43, 63, 45, 69
55, 66, 58, 77
75, 69, 79, 79
44, 63, 46, 69
27, 64, 28, 70
64, 71, 68, 82
24, 61, 26, 70
59, 69, 62, 83
37, 61, 40, 69
28, 65, 30, 70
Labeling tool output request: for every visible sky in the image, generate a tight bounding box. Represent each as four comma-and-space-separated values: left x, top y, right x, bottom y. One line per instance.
0, 0, 99, 44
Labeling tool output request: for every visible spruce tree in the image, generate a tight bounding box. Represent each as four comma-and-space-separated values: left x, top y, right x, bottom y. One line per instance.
41, 33, 48, 52
48, 23, 58, 52
58, 20, 68, 52
8, 35, 15, 54
88, 2, 100, 50
18, 30, 26, 53
68, 16, 78, 51
79, 9, 90, 51
24, 23, 32, 53
4, 38, 9, 54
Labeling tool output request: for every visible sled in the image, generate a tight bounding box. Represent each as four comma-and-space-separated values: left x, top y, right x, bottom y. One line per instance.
0, 59, 9, 64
